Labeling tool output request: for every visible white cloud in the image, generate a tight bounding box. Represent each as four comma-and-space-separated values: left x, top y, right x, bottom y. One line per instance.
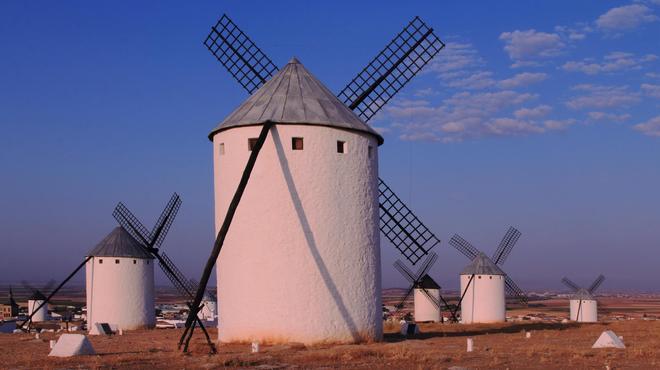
425, 42, 483, 75
566, 85, 641, 109
647, 72, 660, 79
641, 83, 660, 98
596, 4, 658, 31
587, 111, 632, 123
446, 71, 496, 90
554, 23, 593, 41
561, 52, 657, 75
498, 72, 548, 88
499, 29, 565, 63
633, 116, 660, 137
544, 119, 576, 130
487, 118, 545, 135
514, 105, 552, 119
384, 90, 542, 141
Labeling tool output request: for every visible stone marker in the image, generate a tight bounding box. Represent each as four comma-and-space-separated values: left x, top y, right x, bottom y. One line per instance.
48, 334, 96, 357
467, 338, 473, 352
592, 330, 625, 349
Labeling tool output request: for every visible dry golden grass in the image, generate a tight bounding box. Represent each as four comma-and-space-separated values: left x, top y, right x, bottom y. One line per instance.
2, 319, 660, 369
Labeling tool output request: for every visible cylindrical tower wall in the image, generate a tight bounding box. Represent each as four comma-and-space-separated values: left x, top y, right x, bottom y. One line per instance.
414, 288, 441, 322
459, 274, 506, 324
569, 299, 598, 322
28, 300, 47, 322
213, 124, 381, 344
86, 256, 155, 331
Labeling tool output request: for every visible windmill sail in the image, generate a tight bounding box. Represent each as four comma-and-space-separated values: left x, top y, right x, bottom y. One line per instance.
204, 14, 279, 94
337, 16, 445, 123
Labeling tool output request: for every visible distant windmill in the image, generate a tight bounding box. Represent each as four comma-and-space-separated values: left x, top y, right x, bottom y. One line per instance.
6, 287, 19, 318
393, 252, 457, 323
561, 275, 605, 323
180, 14, 445, 350
449, 227, 527, 323
21, 280, 56, 324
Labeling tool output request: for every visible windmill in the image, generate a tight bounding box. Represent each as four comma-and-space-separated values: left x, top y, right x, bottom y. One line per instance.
111, 193, 216, 352
22, 280, 56, 324
393, 252, 457, 323
449, 226, 527, 323
179, 14, 445, 350
561, 274, 605, 323
5, 287, 19, 318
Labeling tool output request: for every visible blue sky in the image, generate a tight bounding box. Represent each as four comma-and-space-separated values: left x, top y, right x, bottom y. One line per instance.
1, 1, 659, 292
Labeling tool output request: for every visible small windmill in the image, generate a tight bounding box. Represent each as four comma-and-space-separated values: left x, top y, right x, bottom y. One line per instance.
112, 194, 216, 353
5, 287, 19, 318
393, 252, 457, 323
21, 280, 56, 325
561, 275, 605, 323
449, 227, 527, 323
180, 14, 446, 350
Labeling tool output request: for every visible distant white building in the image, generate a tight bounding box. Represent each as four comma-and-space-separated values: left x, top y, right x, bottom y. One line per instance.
569, 289, 598, 322
413, 275, 441, 323
459, 253, 506, 324
86, 227, 155, 332
197, 292, 217, 322
27, 290, 48, 322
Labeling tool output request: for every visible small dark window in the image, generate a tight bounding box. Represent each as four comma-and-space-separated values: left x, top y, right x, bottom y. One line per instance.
292, 137, 304, 150
248, 138, 258, 151
115, 259, 120, 264
368, 146, 373, 158
219, 143, 225, 155
478, 276, 482, 279
489, 276, 492, 279
133, 260, 137, 264
337, 141, 345, 153
99, 259, 103, 264
147, 260, 149, 265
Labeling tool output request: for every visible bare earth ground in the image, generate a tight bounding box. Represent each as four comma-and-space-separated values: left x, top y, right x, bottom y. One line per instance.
3, 298, 660, 369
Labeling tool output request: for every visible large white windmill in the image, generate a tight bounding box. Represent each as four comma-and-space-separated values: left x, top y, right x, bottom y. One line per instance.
449, 227, 527, 324
179, 14, 446, 349
561, 275, 605, 323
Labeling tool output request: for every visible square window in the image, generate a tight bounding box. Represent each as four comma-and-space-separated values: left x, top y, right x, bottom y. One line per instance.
337, 141, 346, 153
99, 259, 103, 264
219, 143, 225, 155
248, 138, 258, 151
133, 260, 137, 264
292, 137, 304, 150
115, 259, 120, 264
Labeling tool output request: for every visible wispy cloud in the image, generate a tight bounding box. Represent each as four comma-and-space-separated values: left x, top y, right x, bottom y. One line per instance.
641, 83, 660, 98
514, 105, 552, 119
561, 52, 657, 75
498, 72, 548, 88
633, 116, 660, 136
587, 111, 632, 123
596, 4, 658, 32
566, 84, 641, 109
499, 29, 565, 65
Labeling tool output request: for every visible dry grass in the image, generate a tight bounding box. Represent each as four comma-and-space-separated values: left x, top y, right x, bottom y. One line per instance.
2, 319, 660, 369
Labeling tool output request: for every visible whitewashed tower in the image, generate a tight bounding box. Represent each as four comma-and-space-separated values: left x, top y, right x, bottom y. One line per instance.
459, 253, 507, 323
86, 227, 155, 331
569, 290, 598, 322
27, 290, 48, 322
413, 275, 442, 322
561, 275, 604, 323
210, 58, 383, 344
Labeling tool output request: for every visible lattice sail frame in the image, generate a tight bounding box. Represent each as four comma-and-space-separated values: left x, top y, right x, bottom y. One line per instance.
379, 179, 441, 265
337, 16, 445, 122
204, 14, 279, 95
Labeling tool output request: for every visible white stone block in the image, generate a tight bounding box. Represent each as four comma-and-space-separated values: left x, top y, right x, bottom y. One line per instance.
48, 334, 96, 357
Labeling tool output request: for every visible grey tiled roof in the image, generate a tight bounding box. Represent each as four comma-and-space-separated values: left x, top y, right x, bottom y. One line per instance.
460, 252, 506, 276
88, 227, 153, 259
571, 288, 595, 300
209, 57, 384, 144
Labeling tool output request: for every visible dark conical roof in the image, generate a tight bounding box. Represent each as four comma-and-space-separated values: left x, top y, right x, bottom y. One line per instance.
415, 274, 441, 289
460, 253, 506, 276
571, 288, 595, 300
29, 290, 47, 301
88, 227, 153, 259
209, 57, 384, 145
